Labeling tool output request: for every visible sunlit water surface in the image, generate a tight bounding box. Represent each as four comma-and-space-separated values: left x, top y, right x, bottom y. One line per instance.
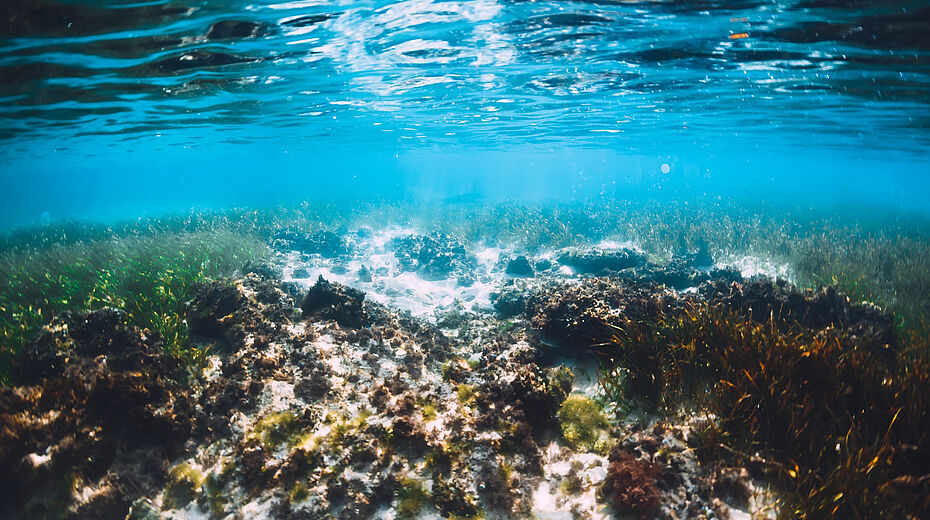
1, 0, 929, 227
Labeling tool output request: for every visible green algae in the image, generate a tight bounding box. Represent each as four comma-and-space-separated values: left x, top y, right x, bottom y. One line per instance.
204, 473, 227, 514
456, 383, 476, 405
290, 481, 310, 503
395, 477, 430, 518
421, 401, 438, 421
557, 394, 610, 454
328, 409, 371, 446
163, 462, 204, 510
249, 411, 299, 450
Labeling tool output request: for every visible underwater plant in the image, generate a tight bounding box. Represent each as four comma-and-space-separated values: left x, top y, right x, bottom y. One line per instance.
603, 449, 662, 518
0, 228, 267, 383
394, 477, 430, 519
163, 463, 205, 510
557, 394, 611, 454
592, 302, 930, 518
248, 411, 299, 450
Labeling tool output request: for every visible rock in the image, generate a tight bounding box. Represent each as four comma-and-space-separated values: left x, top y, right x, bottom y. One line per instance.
558, 248, 646, 274
187, 282, 249, 339
490, 287, 528, 318
505, 255, 534, 277
357, 265, 372, 283
301, 276, 367, 328
391, 233, 476, 282
188, 272, 294, 348
244, 260, 283, 281
527, 277, 678, 349
292, 267, 310, 279
294, 362, 333, 401
271, 229, 350, 257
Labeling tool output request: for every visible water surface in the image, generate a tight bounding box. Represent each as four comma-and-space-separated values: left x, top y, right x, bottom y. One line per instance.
1, 0, 929, 226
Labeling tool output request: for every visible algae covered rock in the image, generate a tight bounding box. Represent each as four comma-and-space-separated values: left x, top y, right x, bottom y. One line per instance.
558, 247, 646, 274
17, 307, 158, 382
301, 275, 367, 327
391, 232, 477, 284
490, 284, 530, 318
187, 281, 248, 339
557, 394, 610, 454
188, 271, 295, 348
527, 277, 678, 348
505, 255, 535, 277
0, 309, 194, 519
271, 229, 350, 257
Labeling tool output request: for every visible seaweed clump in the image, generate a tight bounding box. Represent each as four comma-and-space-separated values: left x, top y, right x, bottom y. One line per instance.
394, 477, 430, 518
556, 394, 610, 454
585, 295, 930, 518
602, 448, 661, 518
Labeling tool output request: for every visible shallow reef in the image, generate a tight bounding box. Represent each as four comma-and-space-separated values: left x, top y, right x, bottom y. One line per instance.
0, 217, 928, 520
0, 309, 194, 518
530, 274, 929, 518
390, 232, 478, 285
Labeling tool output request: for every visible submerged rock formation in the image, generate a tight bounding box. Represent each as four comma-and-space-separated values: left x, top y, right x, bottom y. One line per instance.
391, 232, 477, 285
0, 309, 194, 518
2, 225, 917, 520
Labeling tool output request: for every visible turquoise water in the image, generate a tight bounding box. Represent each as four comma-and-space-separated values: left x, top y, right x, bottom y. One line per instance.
1, 0, 929, 227
3, 5, 930, 518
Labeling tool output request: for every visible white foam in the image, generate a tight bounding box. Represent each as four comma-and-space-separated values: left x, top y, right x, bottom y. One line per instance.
595, 238, 643, 253
281, 227, 508, 320
718, 254, 792, 281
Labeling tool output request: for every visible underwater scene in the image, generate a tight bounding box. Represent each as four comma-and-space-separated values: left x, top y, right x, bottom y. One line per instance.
2, 0, 930, 519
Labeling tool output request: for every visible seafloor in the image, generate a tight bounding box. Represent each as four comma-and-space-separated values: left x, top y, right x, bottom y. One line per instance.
1, 204, 928, 520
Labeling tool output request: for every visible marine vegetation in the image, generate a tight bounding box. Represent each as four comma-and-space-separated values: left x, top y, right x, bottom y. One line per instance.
556, 394, 610, 454
0, 228, 267, 383
591, 301, 930, 518
0, 202, 929, 518
163, 463, 205, 510
602, 447, 662, 518
394, 477, 430, 519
